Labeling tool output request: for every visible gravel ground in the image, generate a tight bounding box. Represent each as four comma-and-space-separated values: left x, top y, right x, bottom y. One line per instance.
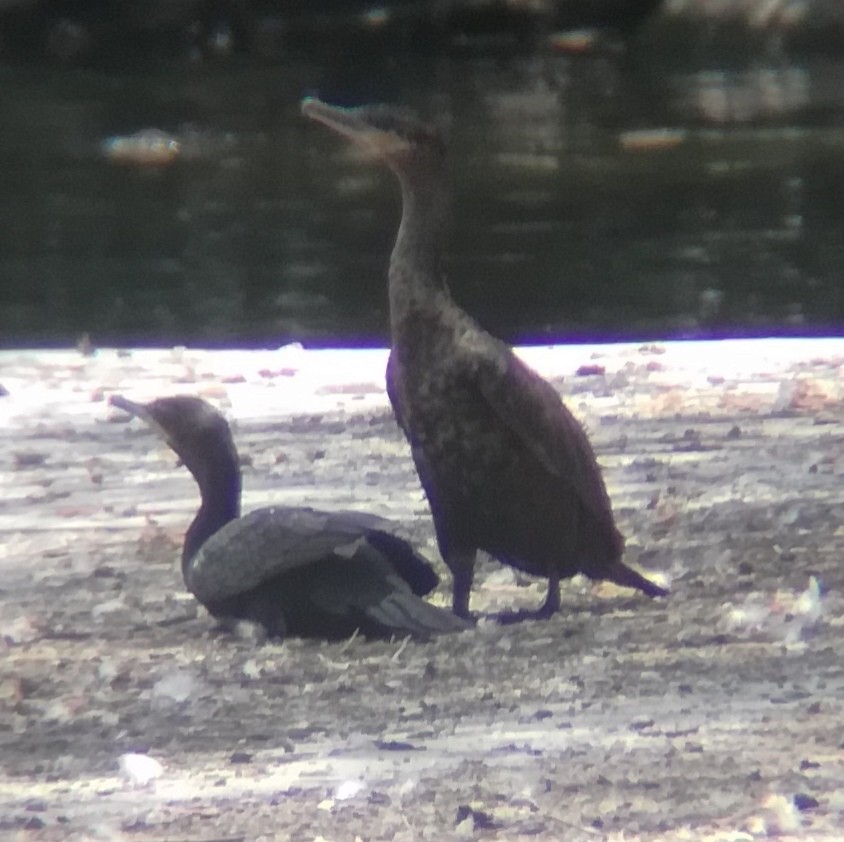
1, 339, 843, 841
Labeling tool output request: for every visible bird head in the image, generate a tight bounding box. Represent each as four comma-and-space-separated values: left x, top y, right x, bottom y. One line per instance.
302, 97, 446, 177
110, 394, 237, 485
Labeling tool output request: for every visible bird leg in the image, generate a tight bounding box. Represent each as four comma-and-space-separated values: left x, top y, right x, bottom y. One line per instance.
448, 552, 476, 619
537, 568, 561, 618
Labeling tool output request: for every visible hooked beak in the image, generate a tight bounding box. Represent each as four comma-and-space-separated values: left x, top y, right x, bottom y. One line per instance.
301, 97, 410, 160
110, 394, 170, 445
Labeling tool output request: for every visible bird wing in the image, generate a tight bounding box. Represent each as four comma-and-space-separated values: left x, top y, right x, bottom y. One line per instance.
188, 507, 463, 640
475, 347, 619, 527
186, 506, 436, 604
308, 544, 470, 638
301, 507, 439, 595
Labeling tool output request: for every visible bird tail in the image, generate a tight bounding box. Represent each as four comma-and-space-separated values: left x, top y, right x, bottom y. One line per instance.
364, 592, 472, 639
606, 561, 669, 598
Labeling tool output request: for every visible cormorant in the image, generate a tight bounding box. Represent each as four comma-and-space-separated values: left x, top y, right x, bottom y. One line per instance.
302, 97, 668, 620
111, 394, 469, 639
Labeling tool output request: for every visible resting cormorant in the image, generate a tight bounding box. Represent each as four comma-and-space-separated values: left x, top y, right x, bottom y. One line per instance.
111, 394, 469, 639
302, 97, 668, 620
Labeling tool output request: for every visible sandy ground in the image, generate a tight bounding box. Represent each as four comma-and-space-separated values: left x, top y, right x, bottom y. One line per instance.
1, 338, 843, 842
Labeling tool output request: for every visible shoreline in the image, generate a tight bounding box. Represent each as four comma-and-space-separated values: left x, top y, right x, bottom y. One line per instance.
1, 336, 843, 840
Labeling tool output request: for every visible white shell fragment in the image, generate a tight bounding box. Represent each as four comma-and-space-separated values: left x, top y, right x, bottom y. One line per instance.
118, 753, 164, 787
335, 780, 365, 801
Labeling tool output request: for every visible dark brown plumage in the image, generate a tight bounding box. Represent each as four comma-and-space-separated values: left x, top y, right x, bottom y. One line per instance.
111, 394, 469, 639
302, 97, 668, 620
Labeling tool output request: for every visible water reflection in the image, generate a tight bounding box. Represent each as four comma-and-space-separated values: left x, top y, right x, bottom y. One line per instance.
1, 50, 843, 348
673, 67, 810, 124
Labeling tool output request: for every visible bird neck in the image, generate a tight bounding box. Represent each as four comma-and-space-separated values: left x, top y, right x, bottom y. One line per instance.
389, 168, 451, 323
182, 455, 242, 568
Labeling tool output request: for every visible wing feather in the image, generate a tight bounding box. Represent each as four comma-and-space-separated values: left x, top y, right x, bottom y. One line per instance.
475, 349, 618, 526
187, 506, 436, 604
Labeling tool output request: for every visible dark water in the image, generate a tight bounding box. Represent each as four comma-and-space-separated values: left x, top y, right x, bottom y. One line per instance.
2, 47, 844, 348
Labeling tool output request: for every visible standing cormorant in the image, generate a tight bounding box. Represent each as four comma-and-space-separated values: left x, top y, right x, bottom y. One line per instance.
111, 394, 469, 639
302, 97, 668, 620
